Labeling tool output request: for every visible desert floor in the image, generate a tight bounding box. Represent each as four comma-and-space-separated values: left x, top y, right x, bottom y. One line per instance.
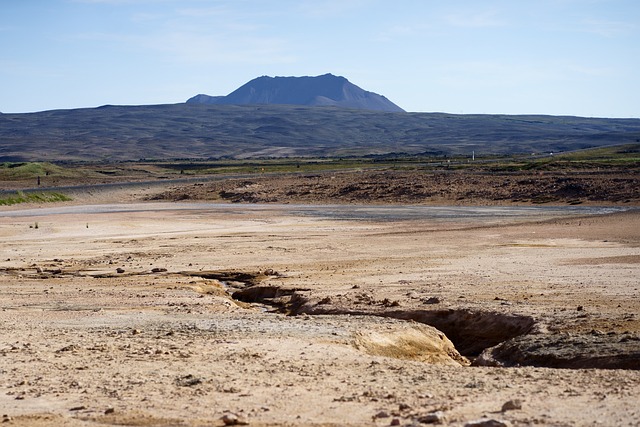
0, 184, 639, 426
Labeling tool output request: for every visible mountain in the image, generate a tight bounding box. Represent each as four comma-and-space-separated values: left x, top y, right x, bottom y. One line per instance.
186, 74, 405, 112
1, 103, 639, 162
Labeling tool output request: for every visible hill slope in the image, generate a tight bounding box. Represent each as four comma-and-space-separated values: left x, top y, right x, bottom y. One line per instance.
187, 74, 405, 112
1, 103, 639, 161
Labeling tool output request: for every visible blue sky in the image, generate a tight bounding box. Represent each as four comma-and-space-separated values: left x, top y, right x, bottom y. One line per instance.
1, 0, 639, 117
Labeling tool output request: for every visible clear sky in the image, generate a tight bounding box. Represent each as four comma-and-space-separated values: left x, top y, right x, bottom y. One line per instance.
1, 0, 639, 117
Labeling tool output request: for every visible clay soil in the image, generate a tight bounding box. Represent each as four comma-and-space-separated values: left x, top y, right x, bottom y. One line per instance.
1, 169, 639, 427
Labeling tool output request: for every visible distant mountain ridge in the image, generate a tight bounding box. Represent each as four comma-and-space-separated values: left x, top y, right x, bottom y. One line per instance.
187, 74, 405, 112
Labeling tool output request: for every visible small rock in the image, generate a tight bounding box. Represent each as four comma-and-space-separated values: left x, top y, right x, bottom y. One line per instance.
221, 413, 248, 426
151, 267, 167, 273
56, 344, 78, 353
423, 297, 441, 304
116, 268, 125, 274
104, 408, 115, 415
390, 418, 401, 426
501, 399, 522, 412
417, 411, 446, 424
464, 419, 510, 427
375, 410, 390, 419
175, 374, 202, 387
577, 305, 584, 311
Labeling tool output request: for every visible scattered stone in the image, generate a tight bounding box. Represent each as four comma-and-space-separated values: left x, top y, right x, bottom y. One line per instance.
501, 399, 522, 412
417, 411, 446, 424
375, 410, 390, 419
55, 344, 78, 353
175, 374, 202, 387
464, 418, 510, 427
221, 413, 249, 426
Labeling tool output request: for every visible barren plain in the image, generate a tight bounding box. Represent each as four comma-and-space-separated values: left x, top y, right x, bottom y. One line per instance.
1, 168, 639, 427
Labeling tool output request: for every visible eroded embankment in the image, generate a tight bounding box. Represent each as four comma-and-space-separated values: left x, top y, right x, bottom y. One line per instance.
222, 275, 640, 370
3, 264, 638, 370
303, 305, 535, 357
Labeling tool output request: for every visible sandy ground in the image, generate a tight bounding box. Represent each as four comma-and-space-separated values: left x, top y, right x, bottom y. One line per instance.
1, 186, 639, 426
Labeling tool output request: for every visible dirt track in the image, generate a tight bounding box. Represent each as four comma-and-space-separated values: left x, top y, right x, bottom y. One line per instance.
1, 178, 639, 426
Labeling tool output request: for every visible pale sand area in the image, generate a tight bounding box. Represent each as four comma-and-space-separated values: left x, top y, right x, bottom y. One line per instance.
0, 201, 639, 426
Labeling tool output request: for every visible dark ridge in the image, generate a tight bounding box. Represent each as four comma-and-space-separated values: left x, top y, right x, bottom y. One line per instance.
1, 103, 639, 161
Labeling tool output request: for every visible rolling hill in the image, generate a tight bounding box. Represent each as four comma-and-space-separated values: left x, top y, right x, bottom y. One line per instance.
1, 103, 639, 162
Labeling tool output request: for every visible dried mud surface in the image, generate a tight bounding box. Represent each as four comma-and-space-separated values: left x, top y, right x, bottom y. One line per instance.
1, 176, 639, 426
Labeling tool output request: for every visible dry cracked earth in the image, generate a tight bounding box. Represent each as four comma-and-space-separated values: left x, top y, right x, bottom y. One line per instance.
0, 174, 639, 427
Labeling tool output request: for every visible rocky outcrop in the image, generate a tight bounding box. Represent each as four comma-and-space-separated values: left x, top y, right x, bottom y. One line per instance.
474, 331, 640, 369
353, 323, 470, 366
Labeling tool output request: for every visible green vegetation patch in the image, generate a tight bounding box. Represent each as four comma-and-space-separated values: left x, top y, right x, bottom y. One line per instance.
0, 191, 72, 206
0, 162, 73, 180
480, 144, 640, 172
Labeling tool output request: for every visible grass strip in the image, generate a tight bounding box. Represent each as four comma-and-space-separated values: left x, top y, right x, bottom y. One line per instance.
0, 191, 72, 206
